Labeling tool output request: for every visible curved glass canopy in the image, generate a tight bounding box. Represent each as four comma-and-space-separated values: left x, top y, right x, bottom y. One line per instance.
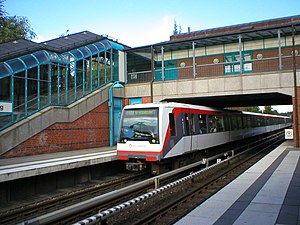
0, 40, 124, 78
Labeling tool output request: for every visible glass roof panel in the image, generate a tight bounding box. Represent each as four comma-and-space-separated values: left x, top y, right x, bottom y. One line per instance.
94, 42, 105, 51
70, 49, 84, 60
20, 54, 38, 68
102, 40, 111, 49
7, 58, 25, 73
78, 46, 90, 57
48, 52, 68, 64
86, 44, 98, 54
0, 63, 12, 78
32, 51, 50, 64
62, 52, 75, 62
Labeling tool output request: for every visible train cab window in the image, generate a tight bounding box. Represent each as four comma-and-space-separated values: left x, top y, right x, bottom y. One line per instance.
169, 113, 176, 136
198, 114, 207, 134
119, 108, 159, 144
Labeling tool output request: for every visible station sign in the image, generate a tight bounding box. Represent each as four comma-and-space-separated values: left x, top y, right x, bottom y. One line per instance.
285, 129, 293, 140
0, 102, 12, 113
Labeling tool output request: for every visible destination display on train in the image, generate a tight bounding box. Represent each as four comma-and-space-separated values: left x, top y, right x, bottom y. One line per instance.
124, 108, 158, 116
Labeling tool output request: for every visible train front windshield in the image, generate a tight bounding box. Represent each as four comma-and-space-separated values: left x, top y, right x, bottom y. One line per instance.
119, 108, 159, 144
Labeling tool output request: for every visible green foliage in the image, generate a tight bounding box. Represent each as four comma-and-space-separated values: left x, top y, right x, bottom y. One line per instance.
173, 20, 178, 35
243, 106, 262, 113
262, 105, 279, 115
0, 0, 36, 43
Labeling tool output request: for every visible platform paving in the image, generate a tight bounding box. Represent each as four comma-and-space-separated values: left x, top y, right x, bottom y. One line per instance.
0, 146, 117, 182
176, 141, 300, 225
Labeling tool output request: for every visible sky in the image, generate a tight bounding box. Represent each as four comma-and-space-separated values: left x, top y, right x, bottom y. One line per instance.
4, 0, 300, 113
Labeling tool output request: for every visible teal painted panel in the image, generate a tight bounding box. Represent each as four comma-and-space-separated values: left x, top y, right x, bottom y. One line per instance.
129, 97, 142, 105
113, 98, 122, 144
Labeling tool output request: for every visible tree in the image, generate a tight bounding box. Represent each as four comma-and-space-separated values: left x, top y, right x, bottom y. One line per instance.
0, 0, 36, 43
262, 105, 281, 115
244, 106, 262, 113
0, 0, 5, 17
173, 20, 178, 35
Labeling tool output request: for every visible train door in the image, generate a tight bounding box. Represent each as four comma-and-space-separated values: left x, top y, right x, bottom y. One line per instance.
183, 113, 192, 152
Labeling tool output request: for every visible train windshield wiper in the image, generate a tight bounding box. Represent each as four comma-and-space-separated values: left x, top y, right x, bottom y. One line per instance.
134, 130, 152, 137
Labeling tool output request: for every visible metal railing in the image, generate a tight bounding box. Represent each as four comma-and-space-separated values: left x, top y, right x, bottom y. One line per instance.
127, 55, 300, 83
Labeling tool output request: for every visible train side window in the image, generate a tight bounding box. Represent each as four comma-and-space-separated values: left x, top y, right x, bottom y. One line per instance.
208, 116, 217, 133
231, 115, 238, 130
208, 115, 224, 132
215, 115, 225, 132
198, 114, 207, 134
191, 114, 196, 134
169, 113, 176, 136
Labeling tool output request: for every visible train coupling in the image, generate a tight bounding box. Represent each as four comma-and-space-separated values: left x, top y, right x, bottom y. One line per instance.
126, 162, 147, 171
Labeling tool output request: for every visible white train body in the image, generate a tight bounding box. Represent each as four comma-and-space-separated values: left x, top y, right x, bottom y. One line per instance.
117, 102, 291, 166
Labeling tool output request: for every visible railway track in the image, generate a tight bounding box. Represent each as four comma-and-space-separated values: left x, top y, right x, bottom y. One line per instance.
75, 132, 284, 225
8, 132, 283, 225
0, 172, 149, 225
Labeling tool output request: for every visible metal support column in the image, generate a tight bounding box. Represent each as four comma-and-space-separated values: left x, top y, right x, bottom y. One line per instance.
192, 42, 196, 78
110, 48, 113, 81
124, 52, 128, 84
151, 46, 155, 102
238, 34, 243, 74
278, 29, 282, 70
161, 46, 165, 80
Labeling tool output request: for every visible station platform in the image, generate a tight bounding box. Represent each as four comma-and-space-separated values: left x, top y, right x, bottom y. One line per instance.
0, 146, 117, 182
176, 140, 300, 225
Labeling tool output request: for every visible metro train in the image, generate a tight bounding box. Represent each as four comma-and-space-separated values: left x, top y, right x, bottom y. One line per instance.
117, 102, 292, 173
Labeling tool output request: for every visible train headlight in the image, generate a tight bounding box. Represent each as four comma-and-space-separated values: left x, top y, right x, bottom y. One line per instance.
123, 139, 127, 143
151, 139, 156, 144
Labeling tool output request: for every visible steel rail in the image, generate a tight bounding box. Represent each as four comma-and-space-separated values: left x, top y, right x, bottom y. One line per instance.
20, 131, 284, 225
73, 132, 284, 225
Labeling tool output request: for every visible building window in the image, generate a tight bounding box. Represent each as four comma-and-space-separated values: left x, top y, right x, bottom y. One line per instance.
224, 52, 252, 74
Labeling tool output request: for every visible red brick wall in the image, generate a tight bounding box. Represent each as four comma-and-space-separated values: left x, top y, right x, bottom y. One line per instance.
142, 96, 152, 103
196, 55, 223, 77
2, 101, 109, 158
252, 47, 300, 72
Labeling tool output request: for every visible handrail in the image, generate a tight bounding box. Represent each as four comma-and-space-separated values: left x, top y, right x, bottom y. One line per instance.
126, 54, 300, 83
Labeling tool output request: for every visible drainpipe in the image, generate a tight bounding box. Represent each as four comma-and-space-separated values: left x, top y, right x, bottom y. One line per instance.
292, 24, 299, 147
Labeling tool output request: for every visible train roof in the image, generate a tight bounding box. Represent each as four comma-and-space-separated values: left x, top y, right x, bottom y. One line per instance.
123, 102, 291, 119
123, 102, 224, 112
241, 111, 291, 119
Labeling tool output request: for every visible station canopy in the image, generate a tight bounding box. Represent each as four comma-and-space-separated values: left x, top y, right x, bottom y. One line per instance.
0, 31, 125, 79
